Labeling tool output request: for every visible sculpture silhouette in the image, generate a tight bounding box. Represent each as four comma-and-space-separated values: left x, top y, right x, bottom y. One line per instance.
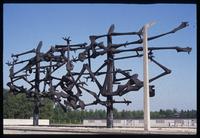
6, 22, 191, 127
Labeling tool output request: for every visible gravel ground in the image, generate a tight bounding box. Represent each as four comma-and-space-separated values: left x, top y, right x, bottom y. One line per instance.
3, 125, 197, 135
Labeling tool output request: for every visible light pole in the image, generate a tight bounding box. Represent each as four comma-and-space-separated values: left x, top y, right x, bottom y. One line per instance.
142, 22, 155, 131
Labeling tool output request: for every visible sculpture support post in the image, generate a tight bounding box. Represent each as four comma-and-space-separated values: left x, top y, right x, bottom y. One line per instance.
33, 42, 42, 126
106, 56, 114, 128
33, 102, 39, 126
106, 25, 114, 128
143, 23, 154, 131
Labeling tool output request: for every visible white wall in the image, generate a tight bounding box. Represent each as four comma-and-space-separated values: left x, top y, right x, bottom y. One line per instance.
83, 119, 197, 128
4, 119, 49, 126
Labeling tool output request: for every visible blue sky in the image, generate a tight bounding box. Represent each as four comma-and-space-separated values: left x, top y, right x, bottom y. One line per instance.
3, 4, 196, 111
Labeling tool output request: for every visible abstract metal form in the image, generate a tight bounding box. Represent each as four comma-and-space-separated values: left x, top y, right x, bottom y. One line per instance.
6, 22, 191, 127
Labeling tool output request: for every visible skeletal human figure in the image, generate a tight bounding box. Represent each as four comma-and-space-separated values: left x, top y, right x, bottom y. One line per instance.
6, 23, 191, 127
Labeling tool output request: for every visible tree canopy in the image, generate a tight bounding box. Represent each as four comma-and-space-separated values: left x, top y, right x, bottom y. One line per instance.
3, 89, 196, 124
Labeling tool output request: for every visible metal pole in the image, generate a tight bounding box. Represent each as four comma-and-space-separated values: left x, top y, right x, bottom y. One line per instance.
106, 25, 114, 128
33, 41, 42, 126
143, 22, 155, 131
106, 56, 114, 128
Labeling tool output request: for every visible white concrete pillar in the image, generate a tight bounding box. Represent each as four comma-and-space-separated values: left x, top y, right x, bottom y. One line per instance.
143, 22, 155, 131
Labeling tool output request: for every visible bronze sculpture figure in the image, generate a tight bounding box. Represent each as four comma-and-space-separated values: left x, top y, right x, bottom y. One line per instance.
6, 22, 191, 127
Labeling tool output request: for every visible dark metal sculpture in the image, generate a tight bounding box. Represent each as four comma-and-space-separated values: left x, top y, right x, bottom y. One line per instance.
6, 22, 191, 127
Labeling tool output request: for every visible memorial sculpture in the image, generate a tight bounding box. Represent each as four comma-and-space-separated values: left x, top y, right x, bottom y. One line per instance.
6, 22, 191, 127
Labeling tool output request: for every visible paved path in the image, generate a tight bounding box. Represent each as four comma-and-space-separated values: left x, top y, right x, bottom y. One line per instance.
4, 125, 196, 135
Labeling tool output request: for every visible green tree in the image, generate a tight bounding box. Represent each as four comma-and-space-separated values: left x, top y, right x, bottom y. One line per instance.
50, 105, 66, 124
151, 111, 160, 119
4, 89, 54, 120
4, 88, 197, 124
113, 108, 119, 119
39, 98, 54, 119
3, 90, 33, 119
165, 109, 174, 118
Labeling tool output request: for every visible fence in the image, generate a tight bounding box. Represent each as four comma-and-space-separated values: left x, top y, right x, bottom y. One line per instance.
83, 119, 197, 128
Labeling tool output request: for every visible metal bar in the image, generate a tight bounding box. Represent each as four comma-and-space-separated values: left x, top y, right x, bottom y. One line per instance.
55, 43, 87, 48
11, 48, 36, 57
112, 54, 143, 60
149, 57, 171, 83
112, 22, 189, 49
114, 76, 131, 82
84, 64, 103, 90
113, 46, 191, 54
111, 32, 139, 36
88, 50, 91, 68
71, 69, 131, 76
89, 31, 139, 40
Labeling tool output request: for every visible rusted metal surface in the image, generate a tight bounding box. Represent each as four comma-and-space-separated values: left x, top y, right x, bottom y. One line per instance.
6, 22, 191, 127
